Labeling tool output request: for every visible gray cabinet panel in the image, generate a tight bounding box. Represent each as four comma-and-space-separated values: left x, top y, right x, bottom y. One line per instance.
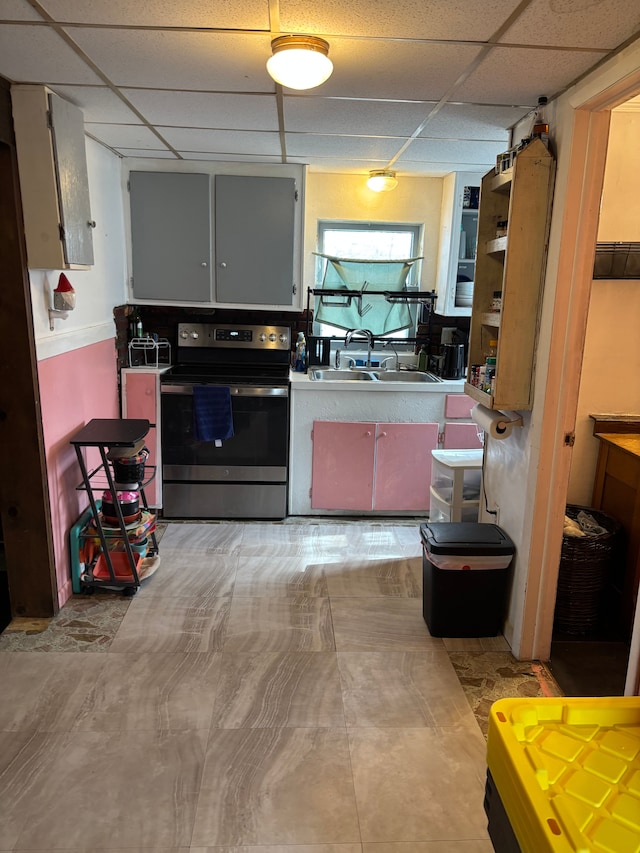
130, 171, 212, 302
215, 175, 296, 305
49, 93, 94, 267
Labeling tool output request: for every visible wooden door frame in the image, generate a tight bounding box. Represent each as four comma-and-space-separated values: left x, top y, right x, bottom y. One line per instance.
0, 77, 57, 618
523, 65, 640, 681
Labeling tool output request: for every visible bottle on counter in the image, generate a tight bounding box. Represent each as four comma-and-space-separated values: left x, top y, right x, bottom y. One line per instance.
417, 345, 427, 372
294, 332, 306, 372
129, 307, 143, 340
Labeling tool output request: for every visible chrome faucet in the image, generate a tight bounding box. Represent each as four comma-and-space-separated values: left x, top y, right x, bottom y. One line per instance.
344, 329, 374, 367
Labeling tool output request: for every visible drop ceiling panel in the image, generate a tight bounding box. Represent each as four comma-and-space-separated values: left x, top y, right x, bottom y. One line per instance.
392, 159, 491, 175
67, 28, 275, 91
122, 89, 279, 130
285, 133, 405, 160
454, 45, 607, 104
49, 85, 143, 123
311, 39, 484, 101
418, 103, 527, 140
283, 96, 439, 136
157, 127, 282, 155
499, 0, 640, 49
279, 0, 523, 41
36, 0, 271, 29
0, 0, 44, 21
180, 152, 284, 162
291, 156, 391, 171
396, 137, 504, 165
85, 122, 167, 148
0, 23, 102, 84
116, 148, 177, 158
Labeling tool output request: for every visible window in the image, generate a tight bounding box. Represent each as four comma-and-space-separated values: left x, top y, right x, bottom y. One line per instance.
314, 221, 422, 339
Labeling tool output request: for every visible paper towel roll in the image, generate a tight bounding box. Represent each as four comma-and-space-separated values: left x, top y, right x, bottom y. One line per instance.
471, 403, 515, 440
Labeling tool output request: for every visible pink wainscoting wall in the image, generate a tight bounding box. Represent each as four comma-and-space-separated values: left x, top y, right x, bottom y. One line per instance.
38, 337, 119, 607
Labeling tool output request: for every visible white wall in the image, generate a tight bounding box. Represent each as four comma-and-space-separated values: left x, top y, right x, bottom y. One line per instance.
30, 138, 128, 361
568, 108, 640, 505
303, 172, 443, 293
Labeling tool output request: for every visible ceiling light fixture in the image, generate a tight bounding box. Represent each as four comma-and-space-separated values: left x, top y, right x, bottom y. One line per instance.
366, 170, 398, 192
266, 35, 333, 90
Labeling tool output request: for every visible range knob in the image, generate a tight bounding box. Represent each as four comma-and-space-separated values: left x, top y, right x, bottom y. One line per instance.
279, 334, 288, 344
269, 333, 277, 342
190, 331, 199, 340
179, 330, 189, 339
259, 333, 267, 342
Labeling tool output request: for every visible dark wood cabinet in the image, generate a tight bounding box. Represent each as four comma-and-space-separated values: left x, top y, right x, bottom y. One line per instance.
591, 418, 640, 637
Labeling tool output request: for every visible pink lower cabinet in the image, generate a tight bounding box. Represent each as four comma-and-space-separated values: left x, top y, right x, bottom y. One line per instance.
120, 369, 161, 508
311, 421, 439, 511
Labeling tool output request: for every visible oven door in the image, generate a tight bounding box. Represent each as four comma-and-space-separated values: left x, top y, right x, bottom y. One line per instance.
160, 383, 289, 519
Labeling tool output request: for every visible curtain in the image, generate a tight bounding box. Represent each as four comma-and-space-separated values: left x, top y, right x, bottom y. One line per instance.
313, 254, 422, 335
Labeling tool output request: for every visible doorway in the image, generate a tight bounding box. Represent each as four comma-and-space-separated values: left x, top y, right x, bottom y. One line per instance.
548, 94, 640, 696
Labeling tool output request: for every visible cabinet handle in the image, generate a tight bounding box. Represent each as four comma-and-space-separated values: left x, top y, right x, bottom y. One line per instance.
201, 262, 208, 267
365, 431, 372, 436
145, 389, 152, 395
219, 262, 227, 268
379, 431, 387, 438
87, 220, 96, 228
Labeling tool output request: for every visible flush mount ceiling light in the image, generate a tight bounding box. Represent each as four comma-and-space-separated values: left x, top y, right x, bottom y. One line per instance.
366, 170, 398, 192
266, 35, 333, 90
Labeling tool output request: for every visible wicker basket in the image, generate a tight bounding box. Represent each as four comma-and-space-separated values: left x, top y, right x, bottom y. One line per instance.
553, 504, 622, 636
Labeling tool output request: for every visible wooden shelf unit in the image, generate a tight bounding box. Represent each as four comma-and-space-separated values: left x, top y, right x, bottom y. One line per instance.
464, 139, 555, 411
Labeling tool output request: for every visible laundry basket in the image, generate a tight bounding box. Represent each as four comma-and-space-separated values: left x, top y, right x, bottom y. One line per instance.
553, 504, 622, 636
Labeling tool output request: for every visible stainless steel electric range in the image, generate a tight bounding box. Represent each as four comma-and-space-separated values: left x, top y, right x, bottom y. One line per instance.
160, 322, 291, 519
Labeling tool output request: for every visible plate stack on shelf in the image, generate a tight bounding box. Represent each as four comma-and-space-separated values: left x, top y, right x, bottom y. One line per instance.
455, 278, 474, 308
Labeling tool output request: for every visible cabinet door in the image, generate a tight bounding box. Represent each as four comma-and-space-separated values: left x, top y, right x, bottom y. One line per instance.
49, 93, 94, 267
215, 175, 296, 305
311, 421, 376, 510
130, 171, 212, 302
121, 371, 161, 508
373, 423, 439, 511
11, 86, 94, 269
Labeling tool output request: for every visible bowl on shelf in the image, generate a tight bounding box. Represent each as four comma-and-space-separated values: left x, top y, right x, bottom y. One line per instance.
101, 490, 139, 516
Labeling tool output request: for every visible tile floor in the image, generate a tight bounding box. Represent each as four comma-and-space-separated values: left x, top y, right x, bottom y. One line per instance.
0, 520, 561, 852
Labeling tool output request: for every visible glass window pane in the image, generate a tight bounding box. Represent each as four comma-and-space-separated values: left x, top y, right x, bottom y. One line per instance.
315, 221, 421, 339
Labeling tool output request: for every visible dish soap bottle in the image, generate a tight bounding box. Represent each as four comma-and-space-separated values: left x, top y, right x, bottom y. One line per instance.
294, 332, 306, 372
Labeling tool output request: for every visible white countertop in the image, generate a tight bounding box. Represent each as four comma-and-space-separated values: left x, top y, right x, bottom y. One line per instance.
289, 369, 467, 394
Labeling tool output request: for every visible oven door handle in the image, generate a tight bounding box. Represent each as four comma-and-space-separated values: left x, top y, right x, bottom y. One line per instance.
161, 384, 288, 397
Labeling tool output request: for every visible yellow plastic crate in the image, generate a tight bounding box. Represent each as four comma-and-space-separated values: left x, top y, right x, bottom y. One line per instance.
487, 697, 640, 853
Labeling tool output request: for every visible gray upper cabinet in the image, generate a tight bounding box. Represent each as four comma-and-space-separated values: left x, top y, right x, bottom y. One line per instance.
215, 175, 296, 305
130, 171, 212, 302
12, 86, 94, 269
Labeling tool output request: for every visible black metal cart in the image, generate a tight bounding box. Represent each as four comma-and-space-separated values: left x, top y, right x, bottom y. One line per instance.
70, 418, 159, 595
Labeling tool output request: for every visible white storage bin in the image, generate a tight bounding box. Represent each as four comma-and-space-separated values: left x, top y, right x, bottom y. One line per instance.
431, 449, 483, 501
429, 487, 480, 524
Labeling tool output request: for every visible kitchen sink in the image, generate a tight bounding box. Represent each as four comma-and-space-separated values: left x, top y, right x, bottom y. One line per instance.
309, 368, 442, 383
374, 370, 442, 383
309, 369, 377, 381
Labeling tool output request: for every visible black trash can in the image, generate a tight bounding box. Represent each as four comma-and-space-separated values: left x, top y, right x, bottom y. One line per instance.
420, 522, 515, 637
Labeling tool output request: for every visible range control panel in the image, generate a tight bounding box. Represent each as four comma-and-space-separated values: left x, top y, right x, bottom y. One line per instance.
177, 323, 291, 351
